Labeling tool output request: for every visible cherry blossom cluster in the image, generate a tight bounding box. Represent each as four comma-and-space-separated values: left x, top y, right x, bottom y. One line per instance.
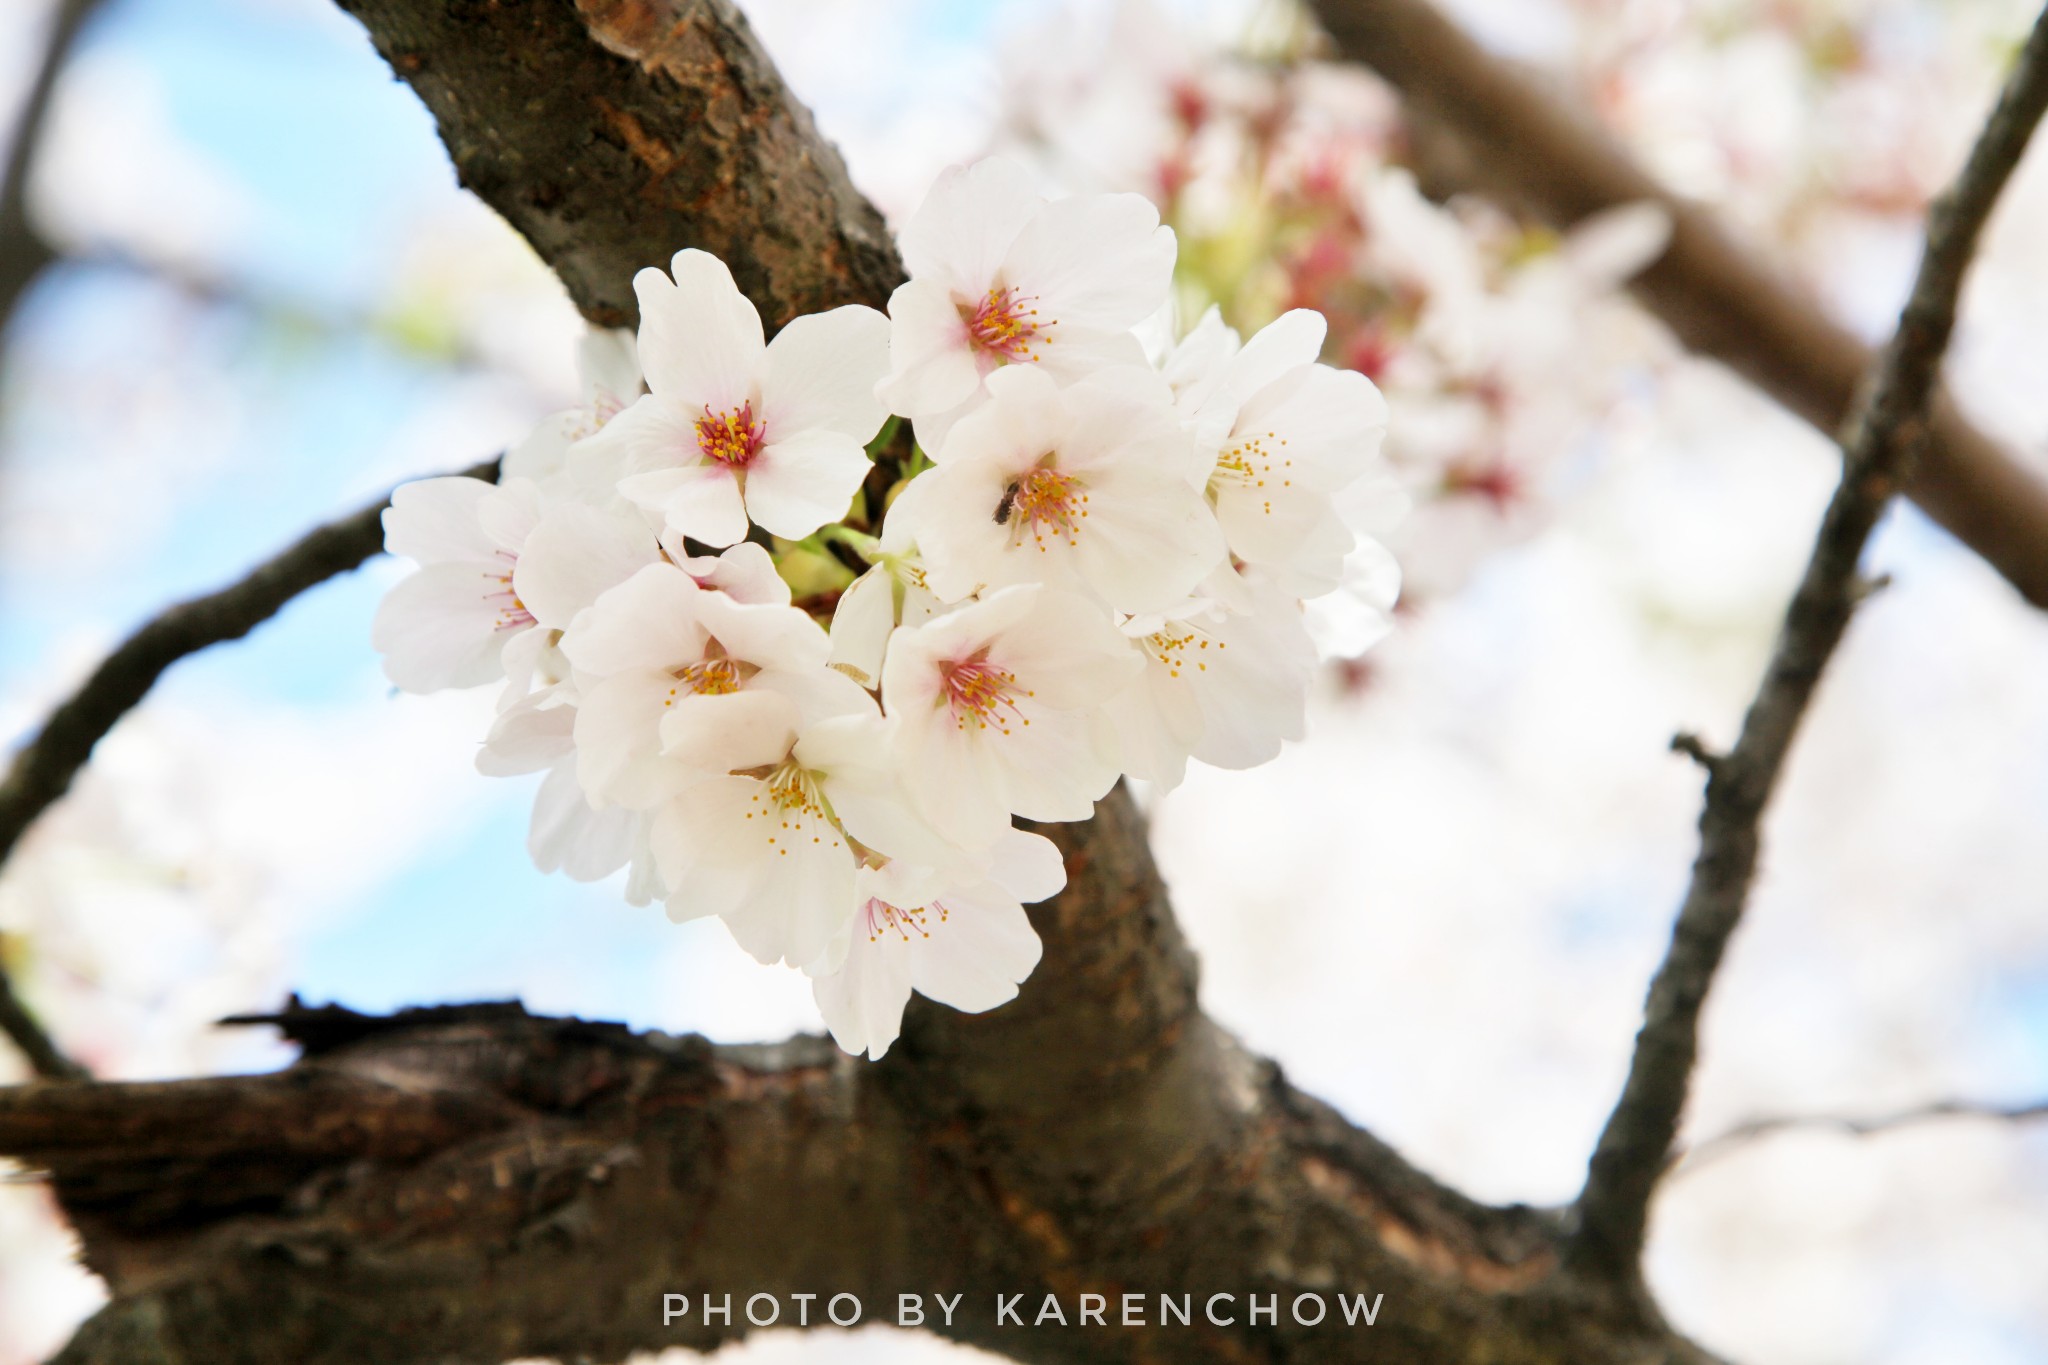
373, 156, 1397, 1058
990, 0, 1672, 606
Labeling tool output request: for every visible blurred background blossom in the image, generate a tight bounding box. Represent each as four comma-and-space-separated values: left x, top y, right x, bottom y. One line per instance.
1, 0, 2045, 1362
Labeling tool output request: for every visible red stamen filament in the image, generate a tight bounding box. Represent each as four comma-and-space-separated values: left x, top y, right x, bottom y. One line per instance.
964, 287, 1045, 362
487, 550, 535, 632
696, 401, 764, 467
1007, 466, 1089, 550
939, 654, 1033, 735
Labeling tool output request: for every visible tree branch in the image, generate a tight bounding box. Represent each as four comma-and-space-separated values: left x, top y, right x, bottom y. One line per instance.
1310, 0, 2048, 610
0, 968, 82, 1081
1670, 1097, 2048, 1178
0, 0, 109, 337
7, 992, 1728, 1365
1569, 4, 2048, 1284
0, 456, 499, 1080
330, 0, 902, 330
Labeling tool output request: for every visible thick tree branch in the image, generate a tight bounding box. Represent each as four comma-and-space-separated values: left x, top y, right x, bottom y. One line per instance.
331, 0, 902, 330
8, 989, 1723, 1365
1670, 1097, 2048, 1177
1311, 0, 2048, 610
1570, 5, 2048, 1284
0, 456, 499, 1080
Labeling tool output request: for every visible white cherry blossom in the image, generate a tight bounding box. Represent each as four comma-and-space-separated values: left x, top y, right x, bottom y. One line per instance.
1169, 308, 1392, 577
652, 712, 950, 971
1102, 589, 1319, 789
881, 583, 1139, 848
910, 365, 1226, 614
495, 496, 665, 707
503, 326, 642, 483
812, 829, 1066, 1061
877, 156, 1174, 442
562, 562, 843, 809
476, 699, 641, 885
373, 475, 547, 693
574, 249, 890, 545
1301, 532, 1403, 661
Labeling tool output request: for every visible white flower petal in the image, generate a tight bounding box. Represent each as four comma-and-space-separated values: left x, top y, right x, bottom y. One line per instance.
573, 671, 700, 809
799, 715, 957, 865
478, 697, 575, 776
372, 561, 512, 692
908, 882, 1042, 1014
530, 763, 637, 881
635, 249, 764, 411
652, 788, 761, 922
814, 928, 914, 1060
476, 478, 544, 553
691, 591, 831, 673
578, 325, 643, 414
1214, 310, 1328, 413
1000, 194, 1174, 330
621, 462, 751, 548
656, 776, 855, 968
877, 277, 981, 418
383, 477, 499, 564
569, 396, 696, 494
742, 428, 871, 540
684, 540, 792, 606
761, 305, 891, 441
982, 827, 1067, 904
561, 564, 707, 680
898, 155, 1042, 292
826, 568, 897, 687
1234, 364, 1389, 492
751, 665, 877, 730
1101, 663, 1201, 789
513, 502, 658, 631
658, 689, 800, 776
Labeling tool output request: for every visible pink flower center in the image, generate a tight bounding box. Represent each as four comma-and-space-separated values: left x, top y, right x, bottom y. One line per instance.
1003, 465, 1088, 549
963, 286, 1044, 362
938, 652, 1033, 735
696, 401, 764, 468
488, 550, 536, 632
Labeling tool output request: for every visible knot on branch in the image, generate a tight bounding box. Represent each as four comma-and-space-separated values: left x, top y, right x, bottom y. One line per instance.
1667, 731, 1723, 773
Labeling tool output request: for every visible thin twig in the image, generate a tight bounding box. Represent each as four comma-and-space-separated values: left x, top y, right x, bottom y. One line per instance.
0, 967, 82, 1081
0, 456, 499, 1080
1311, 0, 2048, 609
1569, 6, 2048, 1282
1669, 1098, 2048, 1178
1, 0, 110, 335
1668, 732, 1721, 773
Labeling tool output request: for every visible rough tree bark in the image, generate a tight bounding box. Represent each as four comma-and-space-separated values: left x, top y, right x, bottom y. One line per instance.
0, 2, 1753, 1361
13, 804, 1715, 1365
335, 0, 900, 331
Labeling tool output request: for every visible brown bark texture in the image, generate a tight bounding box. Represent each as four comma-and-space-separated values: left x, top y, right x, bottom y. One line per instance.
0, 3, 1734, 1362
